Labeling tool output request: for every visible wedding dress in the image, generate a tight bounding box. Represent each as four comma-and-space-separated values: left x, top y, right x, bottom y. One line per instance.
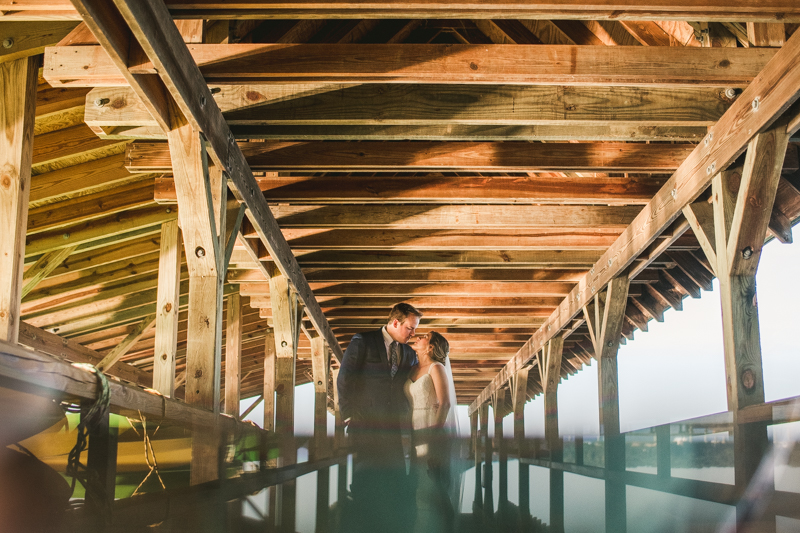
404, 362, 458, 533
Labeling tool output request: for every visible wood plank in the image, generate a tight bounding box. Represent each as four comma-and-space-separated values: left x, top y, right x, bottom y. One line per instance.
310, 335, 328, 460
31, 124, 121, 166
127, 140, 696, 173
95, 312, 155, 372
265, 204, 642, 229
0, 56, 38, 343
263, 327, 276, 432
45, 44, 777, 87
269, 267, 297, 464
20, 245, 77, 298
224, 291, 242, 417
17, 320, 151, 386
279, 249, 605, 267
94, 84, 731, 127
152, 219, 182, 396
469, 26, 800, 414
8, 1, 800, 22
156, 174, 670, 206
0, 21, 77, 63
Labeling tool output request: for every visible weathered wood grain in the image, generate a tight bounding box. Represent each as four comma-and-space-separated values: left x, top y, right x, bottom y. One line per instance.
151, 220, 182, 396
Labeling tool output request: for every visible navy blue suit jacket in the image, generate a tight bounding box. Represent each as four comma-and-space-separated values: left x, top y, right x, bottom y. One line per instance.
336, 329, 418, 434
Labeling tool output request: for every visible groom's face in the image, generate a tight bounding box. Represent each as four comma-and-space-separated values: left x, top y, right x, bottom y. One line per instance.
390, 315, 420, 344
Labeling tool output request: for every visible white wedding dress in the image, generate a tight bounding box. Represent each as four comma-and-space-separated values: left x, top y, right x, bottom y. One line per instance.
404, 363, 457, 533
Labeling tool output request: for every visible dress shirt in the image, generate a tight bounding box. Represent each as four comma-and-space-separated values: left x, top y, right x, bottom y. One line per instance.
381, 326, 394, 361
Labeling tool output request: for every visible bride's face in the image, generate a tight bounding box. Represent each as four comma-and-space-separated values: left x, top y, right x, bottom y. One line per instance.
411, 332, 431, 355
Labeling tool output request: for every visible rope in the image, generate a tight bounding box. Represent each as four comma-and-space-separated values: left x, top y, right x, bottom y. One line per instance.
65, 363, 111, 513
131, 410, 166, 496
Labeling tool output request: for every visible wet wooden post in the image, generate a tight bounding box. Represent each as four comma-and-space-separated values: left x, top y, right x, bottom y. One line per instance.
537, 336, 564, 533
316, 466, 330, 533
512, 367, 531, 529
332, 368, 347, 511
493, 389, 508, 527
471, 409, 483, 518
575, 436, 584, 466
310, 336, 329, 461
0, 56, 37, 343
584, 276, 629, 533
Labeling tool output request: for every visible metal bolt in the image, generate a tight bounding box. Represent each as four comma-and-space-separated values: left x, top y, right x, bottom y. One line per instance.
607, 341, 613, 348
281, 340, 288, 347
94, 98, 109, 107
590, 268, 594, 275
199, 95, 206, 108
724, 88, 738, 99
752, 97, 760, 111
63, 233, 70, 240
547, 324, 551, 331
195, 246, 206, 257
742, 246, 753, 259
710, 162, 716, 173
165, 207, 171, 213
317, 381, 323, 386
608, 259, 612, 266
671, 189, 677, 199
2, 38, 13, 49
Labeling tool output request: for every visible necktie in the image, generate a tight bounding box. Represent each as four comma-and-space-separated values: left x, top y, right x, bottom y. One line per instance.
390, 341, 399, 378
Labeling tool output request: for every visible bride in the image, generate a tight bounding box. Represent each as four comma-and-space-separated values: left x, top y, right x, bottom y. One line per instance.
405, 331, 459, 533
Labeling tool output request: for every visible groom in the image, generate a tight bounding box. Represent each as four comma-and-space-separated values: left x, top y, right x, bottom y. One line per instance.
336, 303, 423, 533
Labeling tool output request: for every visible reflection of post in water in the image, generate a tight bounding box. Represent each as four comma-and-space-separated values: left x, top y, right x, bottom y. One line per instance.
512, 367, 531, 530
481, 402, 494, 519
493, 389, 508, 527
471, 410, 483, 515
538, 336, 564, 533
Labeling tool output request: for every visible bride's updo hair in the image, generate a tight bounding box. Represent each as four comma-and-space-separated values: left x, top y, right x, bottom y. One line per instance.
429, 331, 450, 364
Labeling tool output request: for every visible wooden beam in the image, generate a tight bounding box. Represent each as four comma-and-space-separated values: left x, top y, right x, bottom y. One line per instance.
0, 21, 77, 63
263, 327, 276, 433
469, 26, 800, 414
45, 44, 777, 87
269, 267, 297, 463
20, 245, 78, 299
156, 174, 669, 206
0, 56, 38, 343
8, 1, 800, 22
90, 84, 730, 127
17, 320, 152, 386
224, 290, 242, 417
152, 219, 182, 396
95, 312, 156, 372
127, 140, 696, 173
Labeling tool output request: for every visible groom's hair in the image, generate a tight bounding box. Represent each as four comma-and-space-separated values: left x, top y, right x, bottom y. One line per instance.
387, 303, 423, 324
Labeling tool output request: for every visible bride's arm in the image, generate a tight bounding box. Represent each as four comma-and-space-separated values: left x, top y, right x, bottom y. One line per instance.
430, 362, 452, 428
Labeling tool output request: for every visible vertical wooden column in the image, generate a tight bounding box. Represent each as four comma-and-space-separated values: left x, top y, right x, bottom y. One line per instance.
0, 56, 37, 343
152, 220, 182, 396
263, 327, 276, 433
168, 111, 226, 485
310, 336, 329, 460
493, 389, 508, 526
224, 291, 243, 417
583, 275, 629, 533
269, 267, 299, 532
684, 126, 789, 525
511, 368, 530, 529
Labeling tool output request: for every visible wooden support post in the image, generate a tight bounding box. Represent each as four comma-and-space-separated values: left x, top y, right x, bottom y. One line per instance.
269, 267, 298, 532
331, 367, 345, 452
263, 327, 276, 433
493, 389, 508, 527
316, 465, 330, 533
0, 56, 37, 343
83, 402, 117, 529
224, 291, 243, 417
21, 245, 78, 299
95, 313, 156, 373
310, 336, 329, 461
168, 110, 227, 486
152, 220, 181, 397
537, 336, 564, 533
584, 275, 629, 533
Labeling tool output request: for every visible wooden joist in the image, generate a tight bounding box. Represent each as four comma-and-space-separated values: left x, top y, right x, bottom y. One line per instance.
45, 44, 777, 87
127, 140, 695, 173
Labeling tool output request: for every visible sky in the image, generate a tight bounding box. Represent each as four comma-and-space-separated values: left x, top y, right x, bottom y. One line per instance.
241, 225, 800, 439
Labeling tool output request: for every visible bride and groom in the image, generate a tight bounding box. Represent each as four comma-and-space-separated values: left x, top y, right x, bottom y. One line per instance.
336, 303, 459, 533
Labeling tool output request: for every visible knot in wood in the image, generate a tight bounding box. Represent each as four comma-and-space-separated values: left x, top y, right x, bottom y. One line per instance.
164, 303, 172, 313
0, 174, 11, 189
469, 62, 478, 71
741, 369, 756, 391
194, 369, 203, 378
161, 353, 168, 361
